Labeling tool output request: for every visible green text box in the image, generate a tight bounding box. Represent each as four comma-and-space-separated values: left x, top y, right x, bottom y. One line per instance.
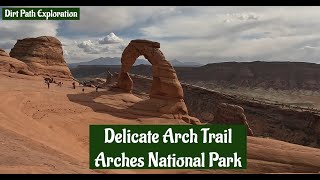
2, 8, 80, 20
90, 125, 247, 169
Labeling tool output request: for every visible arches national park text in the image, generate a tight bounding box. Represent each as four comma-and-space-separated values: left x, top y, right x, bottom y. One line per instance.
89, 125, 247, 169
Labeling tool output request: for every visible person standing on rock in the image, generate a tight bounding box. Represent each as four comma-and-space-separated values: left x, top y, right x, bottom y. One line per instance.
46, 81, 50, 89
72, 82, 76, 89
106, 70, 113, 84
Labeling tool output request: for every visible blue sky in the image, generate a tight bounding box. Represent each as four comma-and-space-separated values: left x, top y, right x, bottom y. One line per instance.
1, 6, 320, 64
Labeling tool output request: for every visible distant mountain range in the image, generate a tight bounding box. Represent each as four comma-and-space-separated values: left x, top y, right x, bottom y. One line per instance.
67, 57, 203, 68
169, 59, 203, 67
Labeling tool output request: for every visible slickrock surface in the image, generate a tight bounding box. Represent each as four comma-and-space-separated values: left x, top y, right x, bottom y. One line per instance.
0, 72, 319, 174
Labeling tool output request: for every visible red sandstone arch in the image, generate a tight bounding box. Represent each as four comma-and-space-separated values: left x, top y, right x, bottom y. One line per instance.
113, 41, 254, 128
114, 39, 201, 122
116, 39, 184, 100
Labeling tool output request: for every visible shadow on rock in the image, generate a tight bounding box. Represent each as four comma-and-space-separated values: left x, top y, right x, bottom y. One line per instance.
67, 90, 170, 120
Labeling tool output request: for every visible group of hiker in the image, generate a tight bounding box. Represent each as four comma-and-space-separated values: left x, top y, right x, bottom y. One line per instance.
45, 78, 64, 89
44, 70, 115, 93
72, 81, 85, 92
45, 78, 85, 92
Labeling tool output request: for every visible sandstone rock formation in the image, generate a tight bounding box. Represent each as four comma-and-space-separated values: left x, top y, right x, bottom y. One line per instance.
0, 48, 34, 76
10, 36, 72, 79
0, 49, 9, 57
113, 39, 201, 124
214, 103, 254, 136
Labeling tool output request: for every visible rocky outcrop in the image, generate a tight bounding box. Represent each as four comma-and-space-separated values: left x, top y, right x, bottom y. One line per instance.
10, 36, 72, 79
0, 49, 9, 57
214, 103, 254, 136
113, 39, 201, 124
0, 48, 34, 76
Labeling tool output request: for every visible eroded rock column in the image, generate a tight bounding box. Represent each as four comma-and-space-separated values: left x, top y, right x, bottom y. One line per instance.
214, 103, 254, 136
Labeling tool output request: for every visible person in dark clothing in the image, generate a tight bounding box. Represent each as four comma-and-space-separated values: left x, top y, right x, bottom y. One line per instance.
47, 81, 50, 89
82, 88, 85, 92
72, 82, 76, 89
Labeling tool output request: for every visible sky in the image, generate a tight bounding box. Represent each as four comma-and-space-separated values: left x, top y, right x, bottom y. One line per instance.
1, 6, 320, 64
